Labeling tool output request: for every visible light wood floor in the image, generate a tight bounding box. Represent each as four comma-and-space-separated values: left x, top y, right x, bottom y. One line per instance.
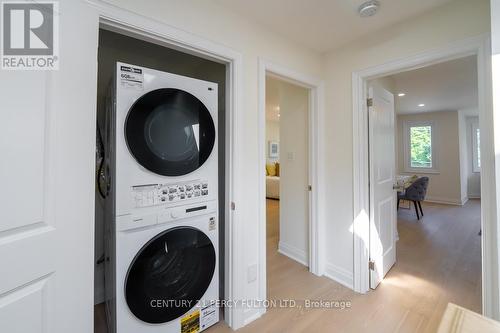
95, 199, 481, 333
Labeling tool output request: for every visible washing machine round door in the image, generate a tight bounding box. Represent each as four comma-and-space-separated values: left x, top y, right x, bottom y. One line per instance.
125, 227, 216, 324
125, 88, 216, 176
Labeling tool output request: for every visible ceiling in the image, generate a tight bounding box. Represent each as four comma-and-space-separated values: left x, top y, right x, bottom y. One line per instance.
388, 55, 478, 115
213, 0, 453, 53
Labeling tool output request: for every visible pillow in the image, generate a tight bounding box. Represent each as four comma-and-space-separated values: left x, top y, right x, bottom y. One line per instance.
404, 175, 419, 189
275, 162, 280, 177
266, 163, 277, 176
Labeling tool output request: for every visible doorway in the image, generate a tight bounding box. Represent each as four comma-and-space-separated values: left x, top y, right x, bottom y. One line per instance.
366, 55, 482, 314
257, 60, 325, 317
93, 25, 234, 332
264, 75, 310, 268
351, 37, 493, 320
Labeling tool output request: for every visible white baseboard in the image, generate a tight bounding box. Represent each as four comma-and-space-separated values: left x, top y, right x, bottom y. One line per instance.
324, 262, 354, 290
424, 195, 464, 206
243, 308, 264, 326
468, 194, 481, 199
278, 241, 308, 267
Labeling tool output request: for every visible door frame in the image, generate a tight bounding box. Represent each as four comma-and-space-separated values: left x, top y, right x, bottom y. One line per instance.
87, 1, 246, 329
352, 34, 500, 319
257, 59, 325, 311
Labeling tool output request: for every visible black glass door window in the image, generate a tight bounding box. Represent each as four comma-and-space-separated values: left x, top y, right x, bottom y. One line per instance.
125, 88, 216, 176
125, 227, 216, 323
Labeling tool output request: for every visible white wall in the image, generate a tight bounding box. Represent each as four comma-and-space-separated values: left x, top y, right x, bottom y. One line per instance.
466, 115, 482, 198
266, 120, 280, 163
275, 80, 309, 266
396, 111, 463, 205
323, 0, 490, 285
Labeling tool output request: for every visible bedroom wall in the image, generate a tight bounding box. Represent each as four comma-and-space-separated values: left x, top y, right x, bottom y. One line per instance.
322, 0, 490, 287
396, 111, 463, 205
266, 120, 280, 163
277, 79, 310, 266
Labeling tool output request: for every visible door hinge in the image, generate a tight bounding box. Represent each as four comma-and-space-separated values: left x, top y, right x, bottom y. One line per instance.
367, 98, 373, 107
308, 185, 312, 191
231, 202, 236, 211
369, 260, 375, 271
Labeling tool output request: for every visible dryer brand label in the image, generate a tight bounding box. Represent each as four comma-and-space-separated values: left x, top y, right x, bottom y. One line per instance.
181, 310, 200, 333
120, 65, 143, 90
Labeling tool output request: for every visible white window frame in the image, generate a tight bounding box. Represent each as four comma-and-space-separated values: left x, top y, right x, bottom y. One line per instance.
403, 120, 438, 174
472, 120, 481, 173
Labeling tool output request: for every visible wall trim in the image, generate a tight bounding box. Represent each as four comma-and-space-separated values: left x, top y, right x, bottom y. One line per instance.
421, 196, 467, 206
352, 34, 499, 319
324, 263, 354, 290
278, 241, 308, 266
258, 59, 325, 320
87, 1, 246, 329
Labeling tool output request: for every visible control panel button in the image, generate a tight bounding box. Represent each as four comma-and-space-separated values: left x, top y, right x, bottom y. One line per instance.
202, 182, 208, 189
202, 190, 208, 196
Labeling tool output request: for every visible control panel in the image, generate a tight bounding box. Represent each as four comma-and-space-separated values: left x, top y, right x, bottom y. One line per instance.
132, 180, 209, 208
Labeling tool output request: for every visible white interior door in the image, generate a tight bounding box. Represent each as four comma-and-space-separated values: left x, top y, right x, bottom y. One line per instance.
0, 1, 98, 332
368, 85, 397, 289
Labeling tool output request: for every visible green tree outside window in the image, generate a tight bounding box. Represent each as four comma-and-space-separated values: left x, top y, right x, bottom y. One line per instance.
410, 126, 432, 168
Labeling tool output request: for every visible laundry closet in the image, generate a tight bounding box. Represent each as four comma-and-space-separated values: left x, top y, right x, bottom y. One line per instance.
94, 28, 227, 333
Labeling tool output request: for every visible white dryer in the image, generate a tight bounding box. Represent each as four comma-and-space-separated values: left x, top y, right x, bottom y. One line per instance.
105, 63, 219, 333
114, 62, 218, 217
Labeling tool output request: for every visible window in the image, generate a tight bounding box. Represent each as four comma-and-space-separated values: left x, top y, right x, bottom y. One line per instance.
472, 122, 481, 172
404, 121, 436, 172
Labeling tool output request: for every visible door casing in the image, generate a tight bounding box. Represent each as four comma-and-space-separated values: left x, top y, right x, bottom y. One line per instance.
352, 34, 499, 319
87, 0, 246, 329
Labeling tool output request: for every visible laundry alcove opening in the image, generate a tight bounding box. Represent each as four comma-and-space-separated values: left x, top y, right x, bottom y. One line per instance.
94, 28, 227, 333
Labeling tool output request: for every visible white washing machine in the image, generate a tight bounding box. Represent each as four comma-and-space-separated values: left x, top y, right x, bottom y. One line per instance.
105, 62, 219, 333
114, 208, 219, 333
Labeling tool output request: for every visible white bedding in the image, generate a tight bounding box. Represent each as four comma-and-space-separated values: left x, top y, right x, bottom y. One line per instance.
266, 176, 280, 199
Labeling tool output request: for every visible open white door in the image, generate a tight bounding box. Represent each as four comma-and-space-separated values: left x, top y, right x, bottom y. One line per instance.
368, 85, 397, 289
0, 1, 98, 332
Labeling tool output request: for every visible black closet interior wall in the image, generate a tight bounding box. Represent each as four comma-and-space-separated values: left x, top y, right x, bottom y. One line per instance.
95, 28, 226, 306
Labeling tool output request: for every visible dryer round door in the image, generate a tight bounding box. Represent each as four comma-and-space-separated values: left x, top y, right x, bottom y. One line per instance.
125, 226, 216, 324
125, 88, 216, 176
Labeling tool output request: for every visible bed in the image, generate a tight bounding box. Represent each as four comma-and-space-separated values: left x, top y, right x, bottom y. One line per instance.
266, 176, 280, 199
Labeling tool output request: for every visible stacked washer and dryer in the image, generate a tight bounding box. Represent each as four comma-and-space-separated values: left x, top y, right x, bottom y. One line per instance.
104, 62, 220, 333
